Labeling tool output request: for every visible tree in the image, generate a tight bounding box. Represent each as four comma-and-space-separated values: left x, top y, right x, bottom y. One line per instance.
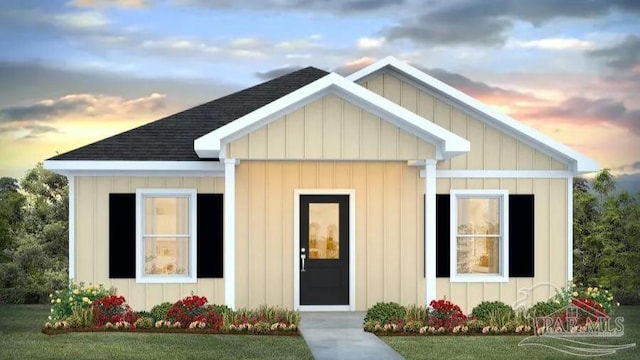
573, 170, 640, 304
0, 177, 25, 261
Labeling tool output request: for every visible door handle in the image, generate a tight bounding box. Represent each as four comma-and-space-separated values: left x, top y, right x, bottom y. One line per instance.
301, 248, 306, 272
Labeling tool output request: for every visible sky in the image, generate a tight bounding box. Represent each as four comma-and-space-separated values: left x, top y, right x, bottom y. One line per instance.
0, 0, 639, 190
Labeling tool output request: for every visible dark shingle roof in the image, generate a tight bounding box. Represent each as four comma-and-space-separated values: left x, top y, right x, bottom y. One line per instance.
49, 67, 329, 161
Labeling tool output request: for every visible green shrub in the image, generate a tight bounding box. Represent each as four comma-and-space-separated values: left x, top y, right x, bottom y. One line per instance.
253, 321, 271, 334
208, 304, 233, 317
134, 317, 155, 329
364, 302, 406, 324
404, 304, 429, 322
527, 300, 563, 318
49, 282, 113, 321
486, 309, 513, 328
403, 320, 423, 333
471, 301, 514, 322
0, 288, 49, 304
135, 310, 152, 318
150, 302, 173, 321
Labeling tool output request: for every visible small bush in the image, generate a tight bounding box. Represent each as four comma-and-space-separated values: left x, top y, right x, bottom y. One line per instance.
364, 302, 406, 324
253, 321, 271, 334
403, 320, 423, 333
471, 301, 514, 322
208, 304, 233, 317
167, 295, 209, 327
135, 310, 152, 318
429, 299, 467, 329
527, 300, 563, 318
93, 295, 138, 327
404, 304, 429, 322
150, 302, 173, 321
50, 282, 113, 321
134, 317, 155, 329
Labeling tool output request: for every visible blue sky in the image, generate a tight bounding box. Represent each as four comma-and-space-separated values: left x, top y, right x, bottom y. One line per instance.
0, 0, 639, 190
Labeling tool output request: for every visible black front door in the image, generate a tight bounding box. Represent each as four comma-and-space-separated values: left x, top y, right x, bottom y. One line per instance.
300, 195, 349, 306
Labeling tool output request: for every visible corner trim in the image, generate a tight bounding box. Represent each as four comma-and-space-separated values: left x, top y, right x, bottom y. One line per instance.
224, 159, 237, 309
68, 175, 75, 280
424, 161, 437, 304
567, 176, 573, 282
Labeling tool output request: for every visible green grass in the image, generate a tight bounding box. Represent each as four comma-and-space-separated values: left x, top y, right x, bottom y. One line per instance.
383, 306, 640, 360
0, 305, 313, 360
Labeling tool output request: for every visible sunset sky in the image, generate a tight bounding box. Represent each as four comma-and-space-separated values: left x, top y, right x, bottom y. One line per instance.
1, 0, 639, 190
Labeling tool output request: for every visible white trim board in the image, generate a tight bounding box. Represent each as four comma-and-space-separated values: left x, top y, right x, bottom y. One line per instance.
293, 189, 356, 311
43, 160, 225, 177
567, 176, 573, 282
68, 175, 75, 280
194, 73, 470, 161
224, 159, 237, 308
348, 56, 599, 173
419, 170, 574, 178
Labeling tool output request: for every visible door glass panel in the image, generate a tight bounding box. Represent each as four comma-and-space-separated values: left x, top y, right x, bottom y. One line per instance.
308, 203, 339, 259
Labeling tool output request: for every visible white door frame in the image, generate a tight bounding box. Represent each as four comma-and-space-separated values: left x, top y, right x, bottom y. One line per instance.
293, 189, 356, 311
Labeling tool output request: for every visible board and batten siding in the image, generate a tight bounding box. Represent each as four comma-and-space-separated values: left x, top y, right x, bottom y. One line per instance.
436, 178, 568, 313
359, 72, 568, 171
234, 160, 425, 310
74, 176, 225, 311
226, 94, 436, 160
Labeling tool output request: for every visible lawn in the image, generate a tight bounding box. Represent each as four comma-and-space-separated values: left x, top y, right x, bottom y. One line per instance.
0, 305, 314, 360
383, 306, 640, 360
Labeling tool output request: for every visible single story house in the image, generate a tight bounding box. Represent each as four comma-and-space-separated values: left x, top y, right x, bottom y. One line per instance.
44, 57, 598, 312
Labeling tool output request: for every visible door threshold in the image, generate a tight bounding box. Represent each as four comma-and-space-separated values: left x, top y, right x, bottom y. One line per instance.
298, 305, 352, 312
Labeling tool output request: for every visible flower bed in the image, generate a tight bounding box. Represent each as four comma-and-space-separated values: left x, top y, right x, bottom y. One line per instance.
364, 282, 616, 336
42, 283, 300, 336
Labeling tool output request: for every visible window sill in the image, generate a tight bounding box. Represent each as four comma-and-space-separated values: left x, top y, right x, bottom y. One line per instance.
135, 275, 197, 284
449, 274, 509, 283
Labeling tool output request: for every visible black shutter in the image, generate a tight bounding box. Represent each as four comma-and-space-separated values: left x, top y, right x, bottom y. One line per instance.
109, 194, 136, 278
197, 194, 224, 278
509, 194, 535, 277
436, 194, 450, 277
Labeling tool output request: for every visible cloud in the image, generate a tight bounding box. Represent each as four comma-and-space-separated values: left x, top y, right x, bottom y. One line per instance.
423, 67, 541, 104
383, 0, 640, 46
0, 123, 61, 140
509, 37, 595, 51
0, 93, 167, 123
255, 65, 304, 80
179, 0, 405, 13
357, 37, 386, 50
333, 57, 376, 75
69, 0, 149, 9
527, 96, 640, 135
588, 35, 640, 70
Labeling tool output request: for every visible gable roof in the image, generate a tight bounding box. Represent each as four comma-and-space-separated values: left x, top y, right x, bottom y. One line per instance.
347, 56, 599, 173
194, 72, 470, 160
48, 67, 329, 161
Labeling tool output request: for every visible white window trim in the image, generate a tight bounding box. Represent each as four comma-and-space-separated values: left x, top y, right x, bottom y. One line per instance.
450, 189, 509, 283
135, 188, 198, 283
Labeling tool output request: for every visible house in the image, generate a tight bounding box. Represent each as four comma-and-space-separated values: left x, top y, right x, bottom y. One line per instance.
44, 57, 598, 312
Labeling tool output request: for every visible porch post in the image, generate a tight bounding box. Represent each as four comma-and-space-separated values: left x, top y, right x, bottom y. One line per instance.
425, 160, 437, 305
224, 159, 237, 309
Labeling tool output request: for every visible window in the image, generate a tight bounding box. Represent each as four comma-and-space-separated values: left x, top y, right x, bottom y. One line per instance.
450, 190, 508, 282
136, 189, 197, 283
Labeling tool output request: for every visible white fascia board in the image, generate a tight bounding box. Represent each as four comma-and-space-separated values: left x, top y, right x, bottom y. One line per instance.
195, 72, 470, 160
348, 57, 599, 173
43, 160, 224, 176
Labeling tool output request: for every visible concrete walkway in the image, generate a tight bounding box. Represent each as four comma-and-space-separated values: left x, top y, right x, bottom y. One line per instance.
299, 312, 404, 360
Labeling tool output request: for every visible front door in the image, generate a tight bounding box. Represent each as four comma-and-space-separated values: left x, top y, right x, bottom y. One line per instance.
299, 195, 349, 306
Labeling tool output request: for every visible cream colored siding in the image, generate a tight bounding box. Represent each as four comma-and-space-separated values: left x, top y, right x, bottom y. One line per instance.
75, 176, 225, 311
361, 72, 569, 171
435, 178, 568, 313
226, 94, 436, 160
235, 161, 425, 310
